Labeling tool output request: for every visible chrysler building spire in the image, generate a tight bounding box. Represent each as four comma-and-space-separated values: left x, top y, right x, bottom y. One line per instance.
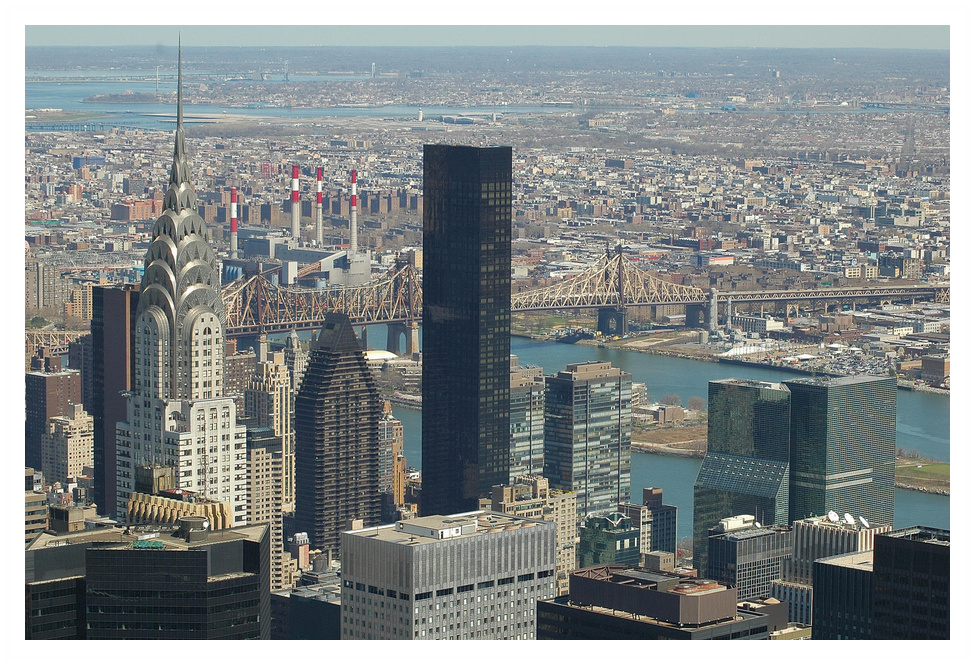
165, 40, 197, 213
117, 44, 247, 526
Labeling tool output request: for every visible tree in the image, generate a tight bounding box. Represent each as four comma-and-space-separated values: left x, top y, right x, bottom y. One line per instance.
687, 396, 706, 412
661, 393, 682, 406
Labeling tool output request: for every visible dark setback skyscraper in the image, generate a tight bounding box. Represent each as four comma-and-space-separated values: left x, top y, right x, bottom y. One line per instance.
421, 145, 512, 515
294, 312, 382, 553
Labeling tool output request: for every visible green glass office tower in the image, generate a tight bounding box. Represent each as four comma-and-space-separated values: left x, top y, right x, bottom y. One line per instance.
422, 145, 512, 515
783, 375, 895, 527
693, 379, 792, 573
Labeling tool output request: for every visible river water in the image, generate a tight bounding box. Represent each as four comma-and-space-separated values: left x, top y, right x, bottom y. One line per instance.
386, 333, 949, 541
28, 72, 949, 538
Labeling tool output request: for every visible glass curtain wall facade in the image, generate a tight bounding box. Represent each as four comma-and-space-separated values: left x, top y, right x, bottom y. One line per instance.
509, 357, 545, 481
543, 361, 632, 520
692, 379, 791, 573
784, 376, 895, 526
421, 145, 512, 515
705, 525, 793, 602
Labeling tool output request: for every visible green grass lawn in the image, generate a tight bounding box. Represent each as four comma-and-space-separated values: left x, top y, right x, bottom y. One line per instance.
896, 462, 950, 481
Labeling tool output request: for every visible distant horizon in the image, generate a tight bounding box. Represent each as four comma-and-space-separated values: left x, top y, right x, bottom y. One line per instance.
25, 25, 950, 50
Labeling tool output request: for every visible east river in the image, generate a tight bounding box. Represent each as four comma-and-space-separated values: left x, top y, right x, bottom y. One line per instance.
387, 333, 949, 542
26, 73, 949, 540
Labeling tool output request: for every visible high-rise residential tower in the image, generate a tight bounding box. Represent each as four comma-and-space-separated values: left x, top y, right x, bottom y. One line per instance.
783, 375, 895, 527
25, 352, 81, 473
421, 145, 512, 515
294, 312, 382, 553
543, 361, 632, 519
41, 403, 93, 486
115, 51, 248, 524
509, 355, 545, 481
692, 379, 792, 573
245, 349, 294, 512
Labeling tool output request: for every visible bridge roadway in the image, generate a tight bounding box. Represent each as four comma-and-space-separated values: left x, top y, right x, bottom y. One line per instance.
218, 250, 947, 342
24, 274, 946, 365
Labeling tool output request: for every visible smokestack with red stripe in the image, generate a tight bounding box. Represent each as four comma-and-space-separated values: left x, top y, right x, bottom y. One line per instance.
350, 168, 358, 256
230, 187, 238, 258
291, 164, 300, 242
316, 167, 323, 247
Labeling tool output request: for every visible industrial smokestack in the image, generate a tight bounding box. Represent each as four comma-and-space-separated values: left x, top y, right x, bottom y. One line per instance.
316, 167, 323, 247
230, 187, 238, 258
291, 164, 300, 242
350, 169, 358, 256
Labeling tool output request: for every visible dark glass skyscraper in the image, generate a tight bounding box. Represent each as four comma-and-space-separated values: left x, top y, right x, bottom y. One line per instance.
91, 284, 139, 518
421, 144, 512, 515
693, 379, 792, 572
783, 375, 895, 527
872, 526, 950, 639
294, 312, 382, 553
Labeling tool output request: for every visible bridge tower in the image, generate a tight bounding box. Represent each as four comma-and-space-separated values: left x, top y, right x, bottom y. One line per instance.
386, 322, 419, 356
708, 288, 719, 334
596, 307, 627, 336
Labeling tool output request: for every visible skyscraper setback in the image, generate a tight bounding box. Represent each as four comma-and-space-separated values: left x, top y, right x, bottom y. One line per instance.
421, 144, 513, 515
693, 379, 792, 573
114, 53, 248, 524
294, 312, 382, 553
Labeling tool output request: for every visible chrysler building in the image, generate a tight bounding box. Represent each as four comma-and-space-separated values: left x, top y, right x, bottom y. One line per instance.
116, 49, 248, 524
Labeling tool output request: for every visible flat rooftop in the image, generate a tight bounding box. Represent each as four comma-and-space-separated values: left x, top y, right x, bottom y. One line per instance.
26, 523, 268, 552
817, 550, 874, 571
345, 510, 547, 546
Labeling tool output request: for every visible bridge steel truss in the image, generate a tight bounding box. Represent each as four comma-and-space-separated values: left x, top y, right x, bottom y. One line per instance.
221, 260, 422, 337
216, 246, 948, 337
25, 330, 89, 368
720, 284, 949, 313
510, 249, 707, 311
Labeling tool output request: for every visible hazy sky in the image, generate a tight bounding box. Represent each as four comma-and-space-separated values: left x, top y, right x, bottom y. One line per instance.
25, 24, 949, 50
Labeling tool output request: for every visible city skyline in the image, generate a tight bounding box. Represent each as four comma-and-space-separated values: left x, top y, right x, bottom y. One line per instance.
24, 23, 950, 50
20, 22, 952, 643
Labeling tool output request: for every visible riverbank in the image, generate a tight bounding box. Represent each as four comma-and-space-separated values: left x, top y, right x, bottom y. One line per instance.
632, 425, 949, 495
538, 331, 949, 396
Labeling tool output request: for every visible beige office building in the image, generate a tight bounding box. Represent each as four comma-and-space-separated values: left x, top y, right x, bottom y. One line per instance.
42, 403, 93, 486
490, 476, 577, 596
246, 349, 295, 512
